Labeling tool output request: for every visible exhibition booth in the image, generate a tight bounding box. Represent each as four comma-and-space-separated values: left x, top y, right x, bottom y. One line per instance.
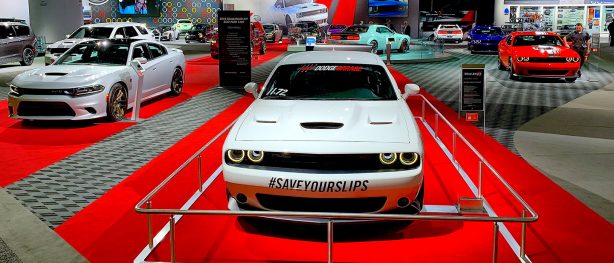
0, 1, 613, 263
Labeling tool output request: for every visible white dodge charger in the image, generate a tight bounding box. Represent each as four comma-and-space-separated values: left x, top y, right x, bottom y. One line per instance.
9, 39, 185, 122
223, 51, 424, 216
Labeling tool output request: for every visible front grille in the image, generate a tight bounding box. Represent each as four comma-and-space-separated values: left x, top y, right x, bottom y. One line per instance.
528, 57, 568, 63
313, 18, 327, 25
256, 194, 386, 213
527, 70, 568, 75
299, 9, 326, 17
48, 48, 68, 54
13, 87, 70, 96
17, 101, 75, 117
227, 152, 421, 171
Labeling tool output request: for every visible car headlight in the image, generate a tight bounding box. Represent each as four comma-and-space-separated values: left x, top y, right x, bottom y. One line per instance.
247, 150, 264, 163
567, 57, 579, 62
227, 150, 245, 163
516, 57, 529, 62
8, 84, 20, 96
399, 153, 419, 166
379, 153, 397, 165
67, 84, 105, 97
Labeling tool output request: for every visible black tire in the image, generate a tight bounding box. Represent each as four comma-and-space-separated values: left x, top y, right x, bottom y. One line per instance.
398, 39, 409, 53
185, 39, 190, 43
169, 68, 184, 96
259, 42, 266, 55
498, 57, 505, 70
106, 84, 127, 122
565, 77, 577, 83
19, 47, 35, 66
508, 58, 518, 80
407, 182, 425, 214
285, 15, 292, 27
370, 40, 378, 54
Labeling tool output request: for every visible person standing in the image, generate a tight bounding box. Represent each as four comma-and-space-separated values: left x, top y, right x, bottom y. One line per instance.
608, 20, 614, 46
385, 19, 396, 32
402, 21, 411, 36
564, 23, 591, 77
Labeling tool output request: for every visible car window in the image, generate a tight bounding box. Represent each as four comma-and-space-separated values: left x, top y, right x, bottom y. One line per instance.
136, 26, 149, 35
506, 35, 512, 45
56, 42, 129, 66
13, 25, 30, 36
113, 27, 125, 38
275, 0, 283, 7
132, 44, 151, 60
378, 27, 393, 34
262, 64, 397, 101
147, 43, 166, 59
475, 28, 502, 35
513, 35, 562, 46
0, 26, 8, 39
344, 26, 369, 33
124, 27, 139, 38
3, 25, 16, 38
284, 0, 311, 7
70, 27, 114, 38
179, 20, 191, 24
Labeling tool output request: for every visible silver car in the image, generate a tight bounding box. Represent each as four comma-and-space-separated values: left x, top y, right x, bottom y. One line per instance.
0, 22, 36, 66
8, 39, 186, 122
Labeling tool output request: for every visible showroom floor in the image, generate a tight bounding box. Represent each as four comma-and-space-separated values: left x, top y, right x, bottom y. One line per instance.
1, 42, 613, 262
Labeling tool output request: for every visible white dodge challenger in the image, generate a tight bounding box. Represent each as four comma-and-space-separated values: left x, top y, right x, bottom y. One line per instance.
8, 39, 185, 122
223, 51, 424, 216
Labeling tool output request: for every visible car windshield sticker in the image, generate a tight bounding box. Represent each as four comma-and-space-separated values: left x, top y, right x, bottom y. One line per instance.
298, 65, 363, 72
265, 88, 288, 96
268, 177, 369, 192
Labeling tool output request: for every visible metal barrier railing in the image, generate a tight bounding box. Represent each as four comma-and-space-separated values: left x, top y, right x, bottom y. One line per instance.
134, 94, 538, 263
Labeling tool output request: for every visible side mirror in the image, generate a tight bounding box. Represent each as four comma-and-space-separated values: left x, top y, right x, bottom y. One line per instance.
566, 41, 573, 47
402, 83, 420, 99
244, 82, 259, 98
115, 34, 124, 39
133, 57, 148, 65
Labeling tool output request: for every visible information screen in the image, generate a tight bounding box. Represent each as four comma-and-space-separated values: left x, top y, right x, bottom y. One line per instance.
368, 0, 409, 18
118, 0, 161, 17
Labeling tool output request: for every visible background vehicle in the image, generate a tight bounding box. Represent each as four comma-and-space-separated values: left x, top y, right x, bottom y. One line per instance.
159, 25, 179, 41
45, 22, 154, 65
270, 0, 328, 27
467, 25, 506, 53
9, 39, 186, 121
434, 24, 463, 43
185, 24, 214, 43
287, 21, 323, 44
0, 22, 36, 66
263, 24, 283, 43
498, 31, 580, 82
173, 19, 193, 34
329, 24, 410, 53
223, 51, 424, 217
326, 24, 347, 35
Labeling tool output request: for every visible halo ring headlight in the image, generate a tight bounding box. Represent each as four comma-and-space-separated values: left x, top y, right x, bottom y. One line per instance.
400, 153, 419, 166
379, 153, 397, 165
247, 150, 264, 163
227, 150, 245, 163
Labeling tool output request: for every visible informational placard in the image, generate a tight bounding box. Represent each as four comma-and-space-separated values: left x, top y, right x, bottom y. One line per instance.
592, 32, 600, 51
460, 64, 485, 112
218, 10, 251, 87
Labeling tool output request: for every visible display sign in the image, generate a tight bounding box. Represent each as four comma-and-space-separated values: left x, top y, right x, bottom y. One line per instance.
218, 10, 251, 87
466, 112, 479, 122
592, 32, 600, 51
460, 64, 485, 112
306, 36, 316, 47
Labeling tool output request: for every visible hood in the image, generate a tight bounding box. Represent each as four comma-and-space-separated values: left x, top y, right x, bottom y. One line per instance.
471, 34, 505, 41
512, 45, 578, 57
234, 100, 412, 143
48, 38, 96, 49
12, 65, 124, 89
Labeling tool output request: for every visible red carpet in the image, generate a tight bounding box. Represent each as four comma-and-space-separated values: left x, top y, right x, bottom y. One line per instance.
0, 42, 287, 187
53, 55, 613, 262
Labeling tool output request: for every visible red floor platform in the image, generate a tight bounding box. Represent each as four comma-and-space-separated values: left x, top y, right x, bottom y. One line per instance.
51, 64, 614, 262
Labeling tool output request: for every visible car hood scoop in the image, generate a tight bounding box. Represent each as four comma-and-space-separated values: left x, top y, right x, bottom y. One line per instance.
45, 72, 68, 76
235, 100, 411, 143
300, 122, 344, 129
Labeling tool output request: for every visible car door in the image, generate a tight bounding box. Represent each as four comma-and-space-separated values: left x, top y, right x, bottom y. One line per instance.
130, 43, 157, 98
3, 26, 20, 58
0, 26, 9, 59
146, 43, 172, 93
499, 35, 512, 67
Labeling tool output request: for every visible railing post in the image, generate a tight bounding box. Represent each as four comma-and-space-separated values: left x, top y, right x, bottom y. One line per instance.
170, 215, 176, 263
478, 161, 483, 198
146, 200, 153, 248
328, 219, 334, 263
435, 114, 439, 137
492, 222, 499, 263
452, 133, 456, 162
521, 209, 527, 258
421, 99, 425, 118
198, 155, 203, 192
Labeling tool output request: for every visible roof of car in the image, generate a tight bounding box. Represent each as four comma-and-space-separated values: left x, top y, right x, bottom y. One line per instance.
280, 51, 382, 66
78, 38, 149, 45
82, 22, 146, 28
509, 31, 559, 36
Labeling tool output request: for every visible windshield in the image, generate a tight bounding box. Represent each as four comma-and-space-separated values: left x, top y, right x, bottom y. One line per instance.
285, 0, 312, 7
344, 26, 369, 33
263, 25, 275, 32
69, 27, 113, 39
513, 35, 563, 46
261, 64, 397, 101
56, 42, 129, 66
330, 25, 346, 30
474, 28, 503, 35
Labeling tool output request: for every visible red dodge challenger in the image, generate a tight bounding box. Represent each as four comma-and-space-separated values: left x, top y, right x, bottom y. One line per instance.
498, 31, 581, 82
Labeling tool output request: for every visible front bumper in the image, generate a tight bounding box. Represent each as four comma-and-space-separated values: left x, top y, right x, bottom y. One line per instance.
224, 163, 423, 213
513, 61, 580, 78
7, 91, 109, 120
436, 34, 463, 42
470, 43, 499, 51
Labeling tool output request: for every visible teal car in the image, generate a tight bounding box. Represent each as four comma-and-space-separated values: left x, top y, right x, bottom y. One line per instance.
329, 25, 410, 53
172, 19, 193, 34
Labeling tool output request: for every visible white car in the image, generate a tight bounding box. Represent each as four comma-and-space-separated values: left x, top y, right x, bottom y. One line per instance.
434, 24, 464, 43
263, 24, 283, 43
270, 0, 328, 27
45, 22, 155, 65
9, 39, 185, 122
222, 51, 424, 218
